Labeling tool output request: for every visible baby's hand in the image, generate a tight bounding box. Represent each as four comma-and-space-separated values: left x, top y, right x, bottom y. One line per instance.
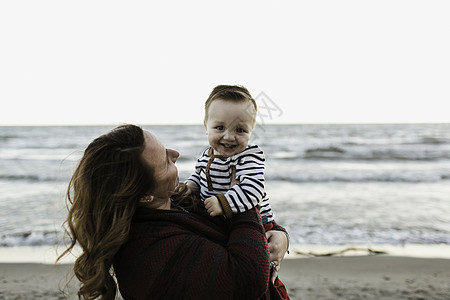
204, 196, 223, 217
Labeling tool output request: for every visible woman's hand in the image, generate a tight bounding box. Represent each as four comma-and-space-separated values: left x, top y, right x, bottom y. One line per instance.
266, 230, 288, 283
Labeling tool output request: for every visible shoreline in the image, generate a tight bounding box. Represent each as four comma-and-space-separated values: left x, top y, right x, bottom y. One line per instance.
1, 243, 449, 264
286, 243, 450, 259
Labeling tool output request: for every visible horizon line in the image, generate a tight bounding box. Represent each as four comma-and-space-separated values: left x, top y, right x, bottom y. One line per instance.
1, 121, 449, 127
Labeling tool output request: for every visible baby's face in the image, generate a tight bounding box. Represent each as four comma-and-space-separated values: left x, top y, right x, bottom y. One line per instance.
204, 99, 255, 158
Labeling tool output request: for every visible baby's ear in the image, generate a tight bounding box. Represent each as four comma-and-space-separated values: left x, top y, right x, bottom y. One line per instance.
203, 121, 208, 134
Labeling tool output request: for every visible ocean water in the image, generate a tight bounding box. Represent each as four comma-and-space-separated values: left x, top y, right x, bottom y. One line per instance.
0, 124, 449, 247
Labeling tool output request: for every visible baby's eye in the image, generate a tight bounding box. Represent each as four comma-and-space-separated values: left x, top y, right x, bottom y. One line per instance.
236, 128, 246, 133
215, 126, 224, 130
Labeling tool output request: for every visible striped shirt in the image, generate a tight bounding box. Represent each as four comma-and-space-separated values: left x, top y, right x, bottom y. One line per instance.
187, 144, 274, 224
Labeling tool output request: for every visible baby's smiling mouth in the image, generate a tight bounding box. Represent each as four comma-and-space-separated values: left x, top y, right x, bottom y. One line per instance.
221, 143, 237, 149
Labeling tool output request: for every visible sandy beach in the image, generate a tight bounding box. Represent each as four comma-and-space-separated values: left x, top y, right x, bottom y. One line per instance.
281, 256, 450, 299
1, 255, 449, 299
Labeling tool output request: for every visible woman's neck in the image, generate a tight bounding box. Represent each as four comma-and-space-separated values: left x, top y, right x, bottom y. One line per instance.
147, 197, 171, 210
158, 198, 172, 210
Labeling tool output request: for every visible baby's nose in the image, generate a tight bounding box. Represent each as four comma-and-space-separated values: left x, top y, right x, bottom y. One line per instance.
223, 131, 235, 140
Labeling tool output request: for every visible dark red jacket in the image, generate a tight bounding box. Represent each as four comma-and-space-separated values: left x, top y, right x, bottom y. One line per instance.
114, 202, 270, 300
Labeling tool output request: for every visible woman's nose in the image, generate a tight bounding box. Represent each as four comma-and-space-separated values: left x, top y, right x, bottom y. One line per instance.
170, 149, 179, 162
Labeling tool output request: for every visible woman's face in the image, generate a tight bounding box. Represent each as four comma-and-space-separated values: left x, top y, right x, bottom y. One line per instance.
141, 131, 179, 209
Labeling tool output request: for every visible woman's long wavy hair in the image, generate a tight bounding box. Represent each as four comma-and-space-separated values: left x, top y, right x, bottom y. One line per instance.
58, 124, 156, 299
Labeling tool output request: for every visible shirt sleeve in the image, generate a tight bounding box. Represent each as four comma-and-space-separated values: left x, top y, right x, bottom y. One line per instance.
222, 145, 266, 214
186, 171, 201, 188
186, 149, 208, 188
190, 208, 271, 299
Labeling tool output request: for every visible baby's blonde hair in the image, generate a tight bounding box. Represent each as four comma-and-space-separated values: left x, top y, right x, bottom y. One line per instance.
204, 85, 257, 125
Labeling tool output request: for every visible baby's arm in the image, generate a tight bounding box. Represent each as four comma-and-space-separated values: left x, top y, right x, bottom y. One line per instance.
186, 181, 199, 192
186, 156, 202, 194
208, 146, 265, 218
220, 145, 266, 217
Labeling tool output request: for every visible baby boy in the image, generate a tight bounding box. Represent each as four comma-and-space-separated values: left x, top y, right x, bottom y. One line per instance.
187, 85, 274, 225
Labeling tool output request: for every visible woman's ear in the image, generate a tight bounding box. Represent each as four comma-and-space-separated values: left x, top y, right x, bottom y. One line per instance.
139, 194, 154, 203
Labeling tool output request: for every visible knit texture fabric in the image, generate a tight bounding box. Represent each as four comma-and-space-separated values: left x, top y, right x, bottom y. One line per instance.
114, 202, 271, 300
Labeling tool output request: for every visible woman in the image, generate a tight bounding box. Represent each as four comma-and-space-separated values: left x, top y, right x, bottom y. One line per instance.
58, 124, 289, 299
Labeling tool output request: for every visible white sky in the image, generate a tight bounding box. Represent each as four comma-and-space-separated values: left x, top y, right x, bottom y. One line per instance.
0, 1, 449, 125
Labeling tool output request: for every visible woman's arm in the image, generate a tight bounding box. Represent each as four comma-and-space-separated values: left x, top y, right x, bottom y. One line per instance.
219, 208, 271, 298
175, 208, 271, 299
